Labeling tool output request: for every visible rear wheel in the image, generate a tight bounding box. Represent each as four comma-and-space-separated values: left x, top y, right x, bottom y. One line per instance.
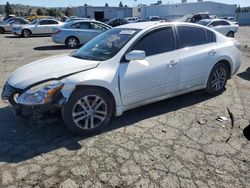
206, 63, 229, 95
226, 31, 234, 38
62, 88, 113, 135
66, 36, 79, 48
0, 27, 4, 34
23, 29, 31, 38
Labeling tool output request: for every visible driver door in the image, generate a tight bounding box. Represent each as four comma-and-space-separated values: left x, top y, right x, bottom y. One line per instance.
119, 27, 179, 106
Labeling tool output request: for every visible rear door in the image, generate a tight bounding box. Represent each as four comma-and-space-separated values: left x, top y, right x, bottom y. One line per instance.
75, 22, 92, 44
35, 20, 49, 34
176, 25, 218, 90
119, 26, 180, 106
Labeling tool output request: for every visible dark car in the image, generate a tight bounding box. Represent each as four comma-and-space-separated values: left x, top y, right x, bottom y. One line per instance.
182, 13, 210, 23
106, 18, 128, 27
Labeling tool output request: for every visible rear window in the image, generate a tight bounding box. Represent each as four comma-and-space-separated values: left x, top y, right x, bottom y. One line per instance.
205, 29, 216, 43
177, 26, 207, 48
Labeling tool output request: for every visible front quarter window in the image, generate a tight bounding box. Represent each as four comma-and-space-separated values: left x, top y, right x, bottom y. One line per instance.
71, 28, 139, 61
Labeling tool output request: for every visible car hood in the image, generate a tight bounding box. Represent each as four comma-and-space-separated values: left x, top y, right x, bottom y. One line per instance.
8, 54, 100, 89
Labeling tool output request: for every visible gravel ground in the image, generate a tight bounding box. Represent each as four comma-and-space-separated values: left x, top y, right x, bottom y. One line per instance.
0, 27, 250, 188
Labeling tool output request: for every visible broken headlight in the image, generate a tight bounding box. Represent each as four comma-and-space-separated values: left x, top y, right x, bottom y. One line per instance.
17, 81, 64, 105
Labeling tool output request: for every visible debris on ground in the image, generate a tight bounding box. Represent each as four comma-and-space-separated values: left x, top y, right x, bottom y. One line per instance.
216, 116, 228, 122
197, 118, 207, 125
226, 108, 235, 143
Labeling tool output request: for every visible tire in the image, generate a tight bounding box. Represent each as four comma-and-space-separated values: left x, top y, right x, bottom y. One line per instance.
62, 88, 114, 135
226, 31, 234, 38
0, 27, 4, 34
206, 63, 229, 95
65, 36, 79, 48
22, 29, 31, 38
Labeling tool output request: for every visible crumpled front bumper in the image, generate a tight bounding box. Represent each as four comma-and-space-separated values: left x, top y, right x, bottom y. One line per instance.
2, 83, 64, 121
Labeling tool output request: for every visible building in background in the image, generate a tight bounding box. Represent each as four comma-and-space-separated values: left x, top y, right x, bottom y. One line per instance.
76, 6, 132, 20
133, 1, 237, 20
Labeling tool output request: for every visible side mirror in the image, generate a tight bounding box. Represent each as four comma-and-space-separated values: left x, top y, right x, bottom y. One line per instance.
125, 50, 146, 61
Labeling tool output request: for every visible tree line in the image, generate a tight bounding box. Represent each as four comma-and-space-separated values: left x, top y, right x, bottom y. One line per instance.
1, 1, 129, 17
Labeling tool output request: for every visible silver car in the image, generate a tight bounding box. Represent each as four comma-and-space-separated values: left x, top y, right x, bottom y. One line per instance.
12, 19, 64, 38
0, 17, 29, 34
52, 20, 112, 48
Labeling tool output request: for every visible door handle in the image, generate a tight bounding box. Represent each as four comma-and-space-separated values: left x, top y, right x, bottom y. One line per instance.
208, 49, 217, 55
167, 60, 178, 67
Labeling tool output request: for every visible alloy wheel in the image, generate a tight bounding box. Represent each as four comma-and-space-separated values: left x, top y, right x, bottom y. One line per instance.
67, 37, 78, 48
72, 95, 108, 130
211, 67, 227, 91
23, 30, 31, 38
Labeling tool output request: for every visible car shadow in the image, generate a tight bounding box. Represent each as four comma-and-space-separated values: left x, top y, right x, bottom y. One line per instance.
0, 90, 215, 163
237, 67, 250, 81
34, 45, 72, 51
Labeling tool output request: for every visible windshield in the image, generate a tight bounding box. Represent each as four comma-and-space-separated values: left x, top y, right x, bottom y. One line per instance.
197, 20, 211, 26
71, 28, 139, 61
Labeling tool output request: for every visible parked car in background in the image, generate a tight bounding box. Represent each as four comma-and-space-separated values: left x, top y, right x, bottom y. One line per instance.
197, 19, 239, 37
0, 17, 29, 34
52, 20, 112, 48
12, 19, 64, 37
106, 18, 128, 27
3, 14, 15, 21
125, 17, 140, 23
2, 22, 242, 135
65, 17, 93, 23
181, 12, 209, 23
147, 16, 160, 21
220, 17, 238, 25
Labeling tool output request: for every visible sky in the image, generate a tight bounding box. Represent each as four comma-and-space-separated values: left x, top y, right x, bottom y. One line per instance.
0, 0, 249, 7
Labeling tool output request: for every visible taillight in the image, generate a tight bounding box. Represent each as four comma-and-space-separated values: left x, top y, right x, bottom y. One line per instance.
54, 28, 61, 35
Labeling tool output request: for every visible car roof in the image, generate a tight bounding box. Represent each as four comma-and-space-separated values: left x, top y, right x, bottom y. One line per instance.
117, 21, 212, 30
116, 21, 163, 29
39, 19, 60, 22
68, 19, 110, 26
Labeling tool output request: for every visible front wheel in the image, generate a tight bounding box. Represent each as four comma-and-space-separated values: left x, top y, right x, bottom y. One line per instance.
62, 88, 113, 135
206, 63, 229, 95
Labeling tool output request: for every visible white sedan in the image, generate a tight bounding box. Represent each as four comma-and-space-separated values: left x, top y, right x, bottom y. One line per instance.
12, 19, 64, 37
197, 19, 239, 37
2, 22, 242, 135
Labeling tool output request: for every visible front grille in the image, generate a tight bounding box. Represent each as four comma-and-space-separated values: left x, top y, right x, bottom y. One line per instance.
1, 83, 20, 100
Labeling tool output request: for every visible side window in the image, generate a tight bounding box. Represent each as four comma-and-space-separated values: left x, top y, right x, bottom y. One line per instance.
205, 29, 216, 43
177, 26, 207, 48
210, 21, 220, 26
219, 21, 230, 26
133, 27, 175, 56
71, 23, 80, 29
39, 20, 48, 25
71, 22, 90, 29
79, 22, 91, 29
90, 23, 106, 30
201, 14, 209, 19
47, 20, 58, 25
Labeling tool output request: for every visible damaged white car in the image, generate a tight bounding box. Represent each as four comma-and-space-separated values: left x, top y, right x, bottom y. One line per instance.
2, 22, 241, 135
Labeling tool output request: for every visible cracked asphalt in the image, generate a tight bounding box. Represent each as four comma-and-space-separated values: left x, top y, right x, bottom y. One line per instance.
0, 27, 250, 188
